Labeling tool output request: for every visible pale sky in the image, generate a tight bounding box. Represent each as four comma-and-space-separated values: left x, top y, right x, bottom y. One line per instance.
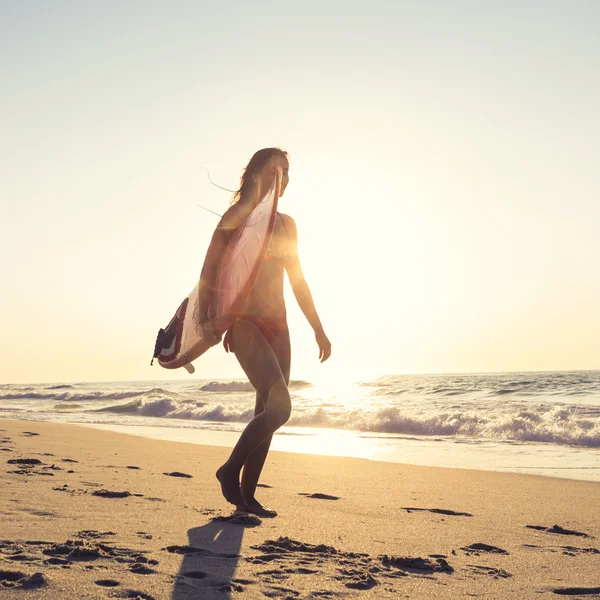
1, 1, 599, 384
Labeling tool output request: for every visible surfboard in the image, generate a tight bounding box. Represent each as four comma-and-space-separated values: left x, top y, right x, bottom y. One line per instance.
152, 168, 281, 373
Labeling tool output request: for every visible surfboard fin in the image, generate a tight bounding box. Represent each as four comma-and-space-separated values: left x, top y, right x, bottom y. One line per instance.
183, 363, 195, 374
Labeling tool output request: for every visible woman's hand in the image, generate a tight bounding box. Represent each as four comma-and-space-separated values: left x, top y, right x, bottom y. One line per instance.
315, 330, 332, 363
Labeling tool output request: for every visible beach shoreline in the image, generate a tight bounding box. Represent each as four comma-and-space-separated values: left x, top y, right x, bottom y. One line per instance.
80, 421, 600, 483
1, 418, 599, 598
3, 371, 599, 486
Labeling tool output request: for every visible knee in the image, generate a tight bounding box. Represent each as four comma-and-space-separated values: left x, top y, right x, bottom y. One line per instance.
266, 382, 291, 428
274, 398, 292, 427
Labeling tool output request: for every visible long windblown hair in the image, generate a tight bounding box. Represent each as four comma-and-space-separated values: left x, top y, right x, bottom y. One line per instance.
232, 147, 288, 205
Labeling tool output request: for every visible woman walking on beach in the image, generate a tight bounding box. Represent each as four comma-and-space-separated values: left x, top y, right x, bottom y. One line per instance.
199, 148, 331, 517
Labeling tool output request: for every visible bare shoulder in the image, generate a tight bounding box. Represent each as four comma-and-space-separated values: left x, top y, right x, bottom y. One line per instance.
278, 212, 297, 237
219, 203, 249, 231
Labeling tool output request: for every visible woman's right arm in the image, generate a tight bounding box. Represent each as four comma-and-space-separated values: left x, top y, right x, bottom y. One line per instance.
197, 204, 248, 333
198, 226, 226, 322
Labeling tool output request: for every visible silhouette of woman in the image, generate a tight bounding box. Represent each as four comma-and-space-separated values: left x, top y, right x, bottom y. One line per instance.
198, 148, 331, 517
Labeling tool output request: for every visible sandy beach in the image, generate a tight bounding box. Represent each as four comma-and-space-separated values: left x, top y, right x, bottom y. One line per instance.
1, 418, 599, 599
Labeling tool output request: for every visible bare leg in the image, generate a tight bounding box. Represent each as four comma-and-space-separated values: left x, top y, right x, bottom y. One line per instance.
236, 394, 274, 515
240, 395, 270, 496
216, 319, 291, 507
238, 327, 290, 515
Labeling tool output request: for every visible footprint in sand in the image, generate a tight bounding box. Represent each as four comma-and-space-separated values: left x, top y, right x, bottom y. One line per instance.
527, 525, 592, 538
7, 458, 43, 465
95, 579, 120, 587
460, 543, 509, 555
53, 485, 88, 496
9, 470, 54, 477
1, 537, 159, 587
338, 571, 378, 590
44, 557, 69, 565
163, 471, 192, 478
91, 489, 145, 499
92, 490, 134, 499
0, 570, 47, 589
402, 507, 473, 517
524, 544, 600, 556
5, 553, 37, 563
551, 587, 600, 596
247, 536, 454, 593
43, 541, 104, 561
380, 555, 454, 574
467, 564, 512, 579
6, 459, 58, 478
299, 493, 340, 500
75, 530, 116, 540
129, 564, 156, 575
212, 513, 262, 527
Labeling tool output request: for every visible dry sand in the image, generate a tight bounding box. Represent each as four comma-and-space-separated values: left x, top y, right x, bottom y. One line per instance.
1, 419, 599, 599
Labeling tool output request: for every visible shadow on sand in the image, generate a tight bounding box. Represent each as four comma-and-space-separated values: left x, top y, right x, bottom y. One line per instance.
171, 515, 249, 600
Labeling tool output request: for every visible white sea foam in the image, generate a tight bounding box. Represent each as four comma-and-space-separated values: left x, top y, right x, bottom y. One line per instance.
0, 390, 149, 402
90, 397, 600, 447
199, 381, 255, 392
2, 371, 600, 448
198, 380, 311, 392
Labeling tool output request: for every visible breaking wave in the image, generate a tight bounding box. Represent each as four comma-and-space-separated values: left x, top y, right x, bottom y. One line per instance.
3, 372, 599, 451
199, 380, 312, 392
94, 399, 600, 448
0, 389, 169, 402
199, 381, 254, 392
96, 398, 254, 422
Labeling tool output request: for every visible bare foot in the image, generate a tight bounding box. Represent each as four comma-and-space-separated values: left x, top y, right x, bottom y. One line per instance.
239, 497, 277, 518
216, 465, 244, 506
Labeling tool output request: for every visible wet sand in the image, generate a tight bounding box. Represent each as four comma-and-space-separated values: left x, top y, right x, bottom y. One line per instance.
1, 419, 599, 599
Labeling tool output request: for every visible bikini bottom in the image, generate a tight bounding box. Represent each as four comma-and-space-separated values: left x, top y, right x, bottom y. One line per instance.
234, 315, 288, 346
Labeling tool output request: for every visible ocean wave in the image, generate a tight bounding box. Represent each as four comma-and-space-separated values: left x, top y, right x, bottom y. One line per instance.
89, 398, 600, 448
0, 390, 156, 402
199, 380, 312, 392
199, 381, 255, 392
320, 405, 600, 448
96, 400, 143, 414
365, 372, 600, 399
289, 380, 313, 389
95, 398, 253, 422
4, 373, 600, 450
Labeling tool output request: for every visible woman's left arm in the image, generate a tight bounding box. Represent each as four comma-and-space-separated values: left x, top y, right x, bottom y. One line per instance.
283, 215, 332, 362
